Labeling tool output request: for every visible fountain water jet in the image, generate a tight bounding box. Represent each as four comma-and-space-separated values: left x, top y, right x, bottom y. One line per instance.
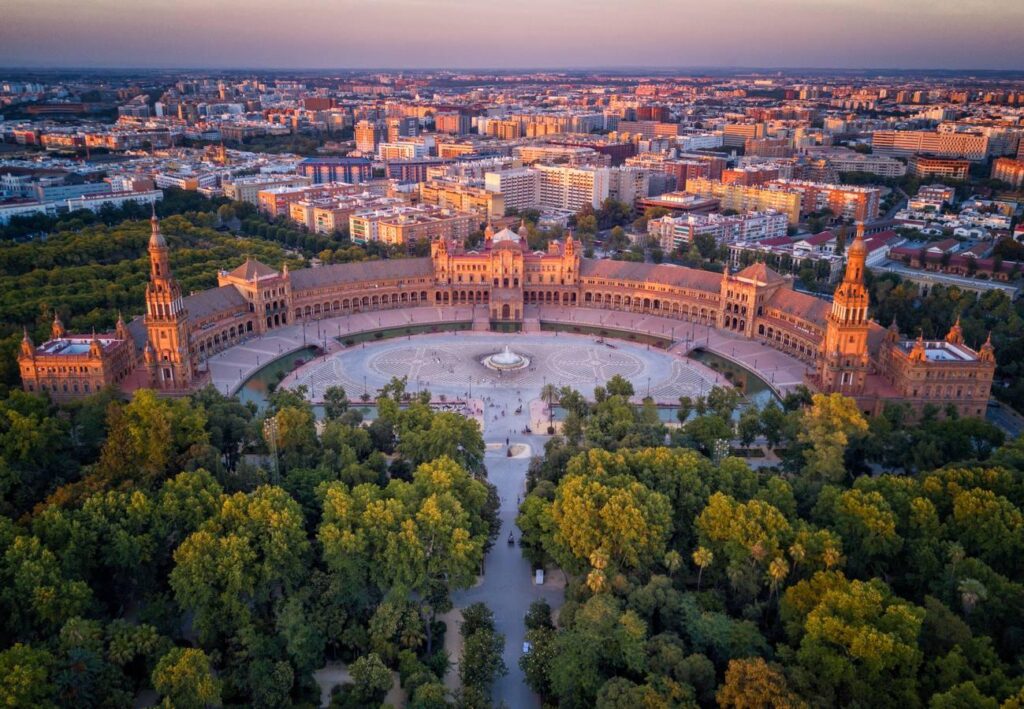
482, 345, 529, 371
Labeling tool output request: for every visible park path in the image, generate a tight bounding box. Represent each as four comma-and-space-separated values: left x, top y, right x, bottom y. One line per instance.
453, 396, 564, 708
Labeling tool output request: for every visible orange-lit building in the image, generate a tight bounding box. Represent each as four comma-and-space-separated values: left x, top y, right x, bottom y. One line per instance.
21, 219, 994, 418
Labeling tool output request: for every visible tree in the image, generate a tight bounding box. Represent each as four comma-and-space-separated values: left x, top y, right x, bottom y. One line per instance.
605, 374, 634, 398
783, 573, 924, 707
322, 385, 350, 421
696, 493, 792, 600
191, 387, 254, 473
737, 406, 762, 447
680, 414, 732, 457
0, 643, 56, 708
349, 653, 392, 705
693, 547, 713, 591
717, 658, 805, 709
459, 603, 507, 695
97, 389, 209, 485
549, 464, 672, 576
152, 647, 221, 709
319, 456, 491, 654
759, 401, 786, 449
169, 486, 310, 641
797, 393, 868, 483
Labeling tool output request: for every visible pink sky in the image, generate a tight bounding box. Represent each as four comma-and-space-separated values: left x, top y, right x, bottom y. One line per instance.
3, 0, 1022, 70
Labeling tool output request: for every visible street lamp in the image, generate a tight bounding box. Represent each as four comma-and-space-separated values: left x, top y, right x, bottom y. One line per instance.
263, 416, 280, 484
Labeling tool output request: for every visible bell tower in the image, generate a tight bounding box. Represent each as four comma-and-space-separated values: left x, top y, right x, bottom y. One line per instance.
819, 233, 871, 394
144, 213, 192, 390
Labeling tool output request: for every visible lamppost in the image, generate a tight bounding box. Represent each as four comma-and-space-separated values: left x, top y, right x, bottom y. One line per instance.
263, 416, 280, 484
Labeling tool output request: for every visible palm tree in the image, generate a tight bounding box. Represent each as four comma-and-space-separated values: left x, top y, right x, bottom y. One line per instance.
768, 557, 790, 600
540, 383, 558, 434
958, 578, 987, 615
693, 547, 713, 591
663, 550, 682, 577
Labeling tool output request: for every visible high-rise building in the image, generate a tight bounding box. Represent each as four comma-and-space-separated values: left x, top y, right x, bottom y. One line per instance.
535, 165, 610, 212
435, 112, 471, 135
387, 116, 418, 142
485, 168, 541, 212
354, 120, 381, 153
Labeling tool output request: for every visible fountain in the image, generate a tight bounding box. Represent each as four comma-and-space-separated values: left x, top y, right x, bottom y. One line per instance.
482, 345, 530, 371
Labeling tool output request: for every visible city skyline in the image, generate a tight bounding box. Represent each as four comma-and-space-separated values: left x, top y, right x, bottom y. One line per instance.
4, 0, 1024, 71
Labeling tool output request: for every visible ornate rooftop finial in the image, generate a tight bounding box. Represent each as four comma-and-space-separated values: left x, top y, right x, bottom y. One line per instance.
909, 331, 927, 362
51, 311, 65, 340
945, 314, 964, 345
149, 208, 166, 249
979, 331, 996, 363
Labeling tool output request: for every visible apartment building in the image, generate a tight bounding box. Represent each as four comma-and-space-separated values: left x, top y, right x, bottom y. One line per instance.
297, 158, 373, 185
223, 175, 312, 205
992, 157, 1024, 187
354, 120, 381, 153
536, 164, 610, 212
258, 182, 361, 217
435, 112, 471, 135
349, 205, 475, 245
625, 153, 710, 186
485, 168, 541, 212
723, 123, 765, 148
418, 180, 505, 219
773, 179, 881, 222
687, 178, 803, 225
648, 210, 789, 251
871, 130, 989, 160
907, 155, 971, 181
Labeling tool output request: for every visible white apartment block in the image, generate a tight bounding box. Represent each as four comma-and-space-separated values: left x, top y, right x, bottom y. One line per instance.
675, 133, 724, 151
648, 210, 789, 251
607, 167, 651, 205
485, 168, 540, 212
66, 189, 163, 213
535, 164, 610, 212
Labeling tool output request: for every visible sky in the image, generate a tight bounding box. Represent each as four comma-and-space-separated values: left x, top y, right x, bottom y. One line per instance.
3, 0, 1023, 71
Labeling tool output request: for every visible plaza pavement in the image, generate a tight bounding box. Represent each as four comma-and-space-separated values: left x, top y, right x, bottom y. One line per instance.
205, 306, 476, 397
532, 305, 812, 397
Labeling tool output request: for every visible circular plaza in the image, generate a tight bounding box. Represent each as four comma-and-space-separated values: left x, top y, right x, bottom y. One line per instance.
283, 331, 723, 410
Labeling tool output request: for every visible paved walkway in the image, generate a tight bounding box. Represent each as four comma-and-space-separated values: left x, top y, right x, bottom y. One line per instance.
452, 432, 564, 708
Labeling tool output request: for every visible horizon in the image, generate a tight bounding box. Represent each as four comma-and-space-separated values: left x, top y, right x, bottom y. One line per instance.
4, 0, 1024, 72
